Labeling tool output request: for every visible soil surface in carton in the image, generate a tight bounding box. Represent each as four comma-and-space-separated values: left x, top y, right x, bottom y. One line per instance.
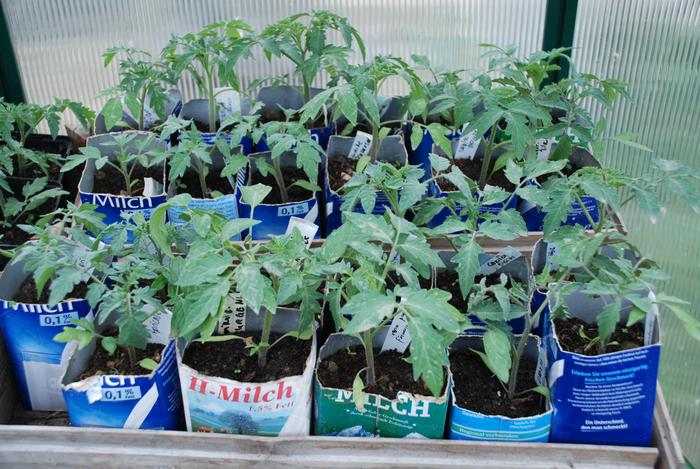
91, 164, 164, 196
317, 347, 444, 399
176, 167, 235, 198
250, 167, 312, 204
420, 271, 513, 313
13, 277, 88, 304
11, 138, 69, 180
554, 317, 645, 355
436, 159, 515, 192
328, 155, 403, 192
450, 350, 543, 418
80, 327, 165, 379
183, 333, 311, 382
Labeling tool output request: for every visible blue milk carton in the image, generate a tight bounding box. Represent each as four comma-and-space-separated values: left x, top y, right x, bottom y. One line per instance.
78, 132, 167, 243
448, 335, 552, 442
60, 309, 183, 429
518, 147, 601, 232
236, 151, 321, 241
178, 96, 254, 155
0, 260, 93, 411
546, 288, 661, 446
324, 135, 409, 236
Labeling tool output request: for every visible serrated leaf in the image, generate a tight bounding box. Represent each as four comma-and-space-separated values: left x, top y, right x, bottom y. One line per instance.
342, 291, 396, 334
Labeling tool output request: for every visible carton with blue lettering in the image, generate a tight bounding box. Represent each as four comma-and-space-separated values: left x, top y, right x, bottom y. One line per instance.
546, 288, 661, 446
78, 132, 167, 243
518, 146, 601, 232
60, 309, 183, 430
448, 335, 552, 442
254, 86, 334, 151
427, 140, 519, 229
314, 328, 450, 439
0, 260, 93, 411
324, 135, 408, 236
177, 303, 316, 436
236, 151, 321, 241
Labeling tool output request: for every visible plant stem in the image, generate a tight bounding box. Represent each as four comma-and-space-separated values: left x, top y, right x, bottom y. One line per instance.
206, 66, 217, 134
271, 157, 289, 203
195, 158, 208, 198
369, 125, 379, 163
257, 308, 273, 369
507, 267, 571, 399
478, 123, 498, 189
139, 87, 148, 131
362, 331, 376, 386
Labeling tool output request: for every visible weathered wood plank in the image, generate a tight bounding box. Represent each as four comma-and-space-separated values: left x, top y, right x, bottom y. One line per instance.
653, 385, 685, 469
0, 425, 658, 469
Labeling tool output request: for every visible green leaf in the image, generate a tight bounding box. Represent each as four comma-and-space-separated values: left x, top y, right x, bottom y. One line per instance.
529, 385, 550, 399
483, 328, 512, 383
352, 370, 367, 413
504, 159, 523, 185
241, 183, 272, 208
101, 336, 117, 355
610, 133, 653, 152
398, 180, 426, 212
149, 204, 174, 257
337, 85, 358, 128
342, 291, 396, 334
139, 358, 159, 371
454, 238, 483, 298
597, 300, 621, 345
410, 125, 424, 151
427, 123, 452, 157
101, 97, 123, 131
237, 264, 269, 314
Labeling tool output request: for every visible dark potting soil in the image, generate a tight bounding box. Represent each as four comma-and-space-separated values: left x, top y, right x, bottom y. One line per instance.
91, 164, 164, 196
13, 277, 88, 304
437, 158, 515, 192
554, 317, 646, 356
328, 155, 358, 192
176, 167, 234, 198
317, 347, 443, 399
183, 333, 311, 382
250, 167, 312, 204
450, 350, 543, 418
79, 327, 164, 379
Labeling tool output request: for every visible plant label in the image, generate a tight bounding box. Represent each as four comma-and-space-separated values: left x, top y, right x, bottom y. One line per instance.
479, 247, 522, 275
348, 131, 373, 160
285, 216, 318, 247
455, 128, 479, 160
217, 293, 247, 335
215, 87, 241, 120
535, 138, 555, 160
380, 311, 411, 353
546, 243, 560, 270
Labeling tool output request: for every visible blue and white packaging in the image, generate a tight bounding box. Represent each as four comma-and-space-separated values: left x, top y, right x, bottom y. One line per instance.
167, 145, 244, 240
255, 86, 334, 151
236, 151, 321, 240
448, 335, 552, 442
60, 309, 183, 430
546, 288, 661, 446
324, 135, 408, 236
79, 132, 167, 243
0, 260, 93, 411
519, 147, 601, 232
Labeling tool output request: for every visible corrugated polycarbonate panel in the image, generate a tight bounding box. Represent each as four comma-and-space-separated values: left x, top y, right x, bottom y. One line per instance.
2, 0, 546, 124
573, 0, 700, 464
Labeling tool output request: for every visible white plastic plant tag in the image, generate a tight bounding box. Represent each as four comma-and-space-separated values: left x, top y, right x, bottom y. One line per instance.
217, 293, 247, 335
455, 128, 480, 160
142, 177, 160, 197
348, 131, 373, 160
285, 216, 318, 247
535, 138, 555, 161
643, 291, 657, 346
546, 243, 560, 271
121, 97, 159, 129
215, 87, 241, 120
479, 246, 522, 275
380, 311, 411, 353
